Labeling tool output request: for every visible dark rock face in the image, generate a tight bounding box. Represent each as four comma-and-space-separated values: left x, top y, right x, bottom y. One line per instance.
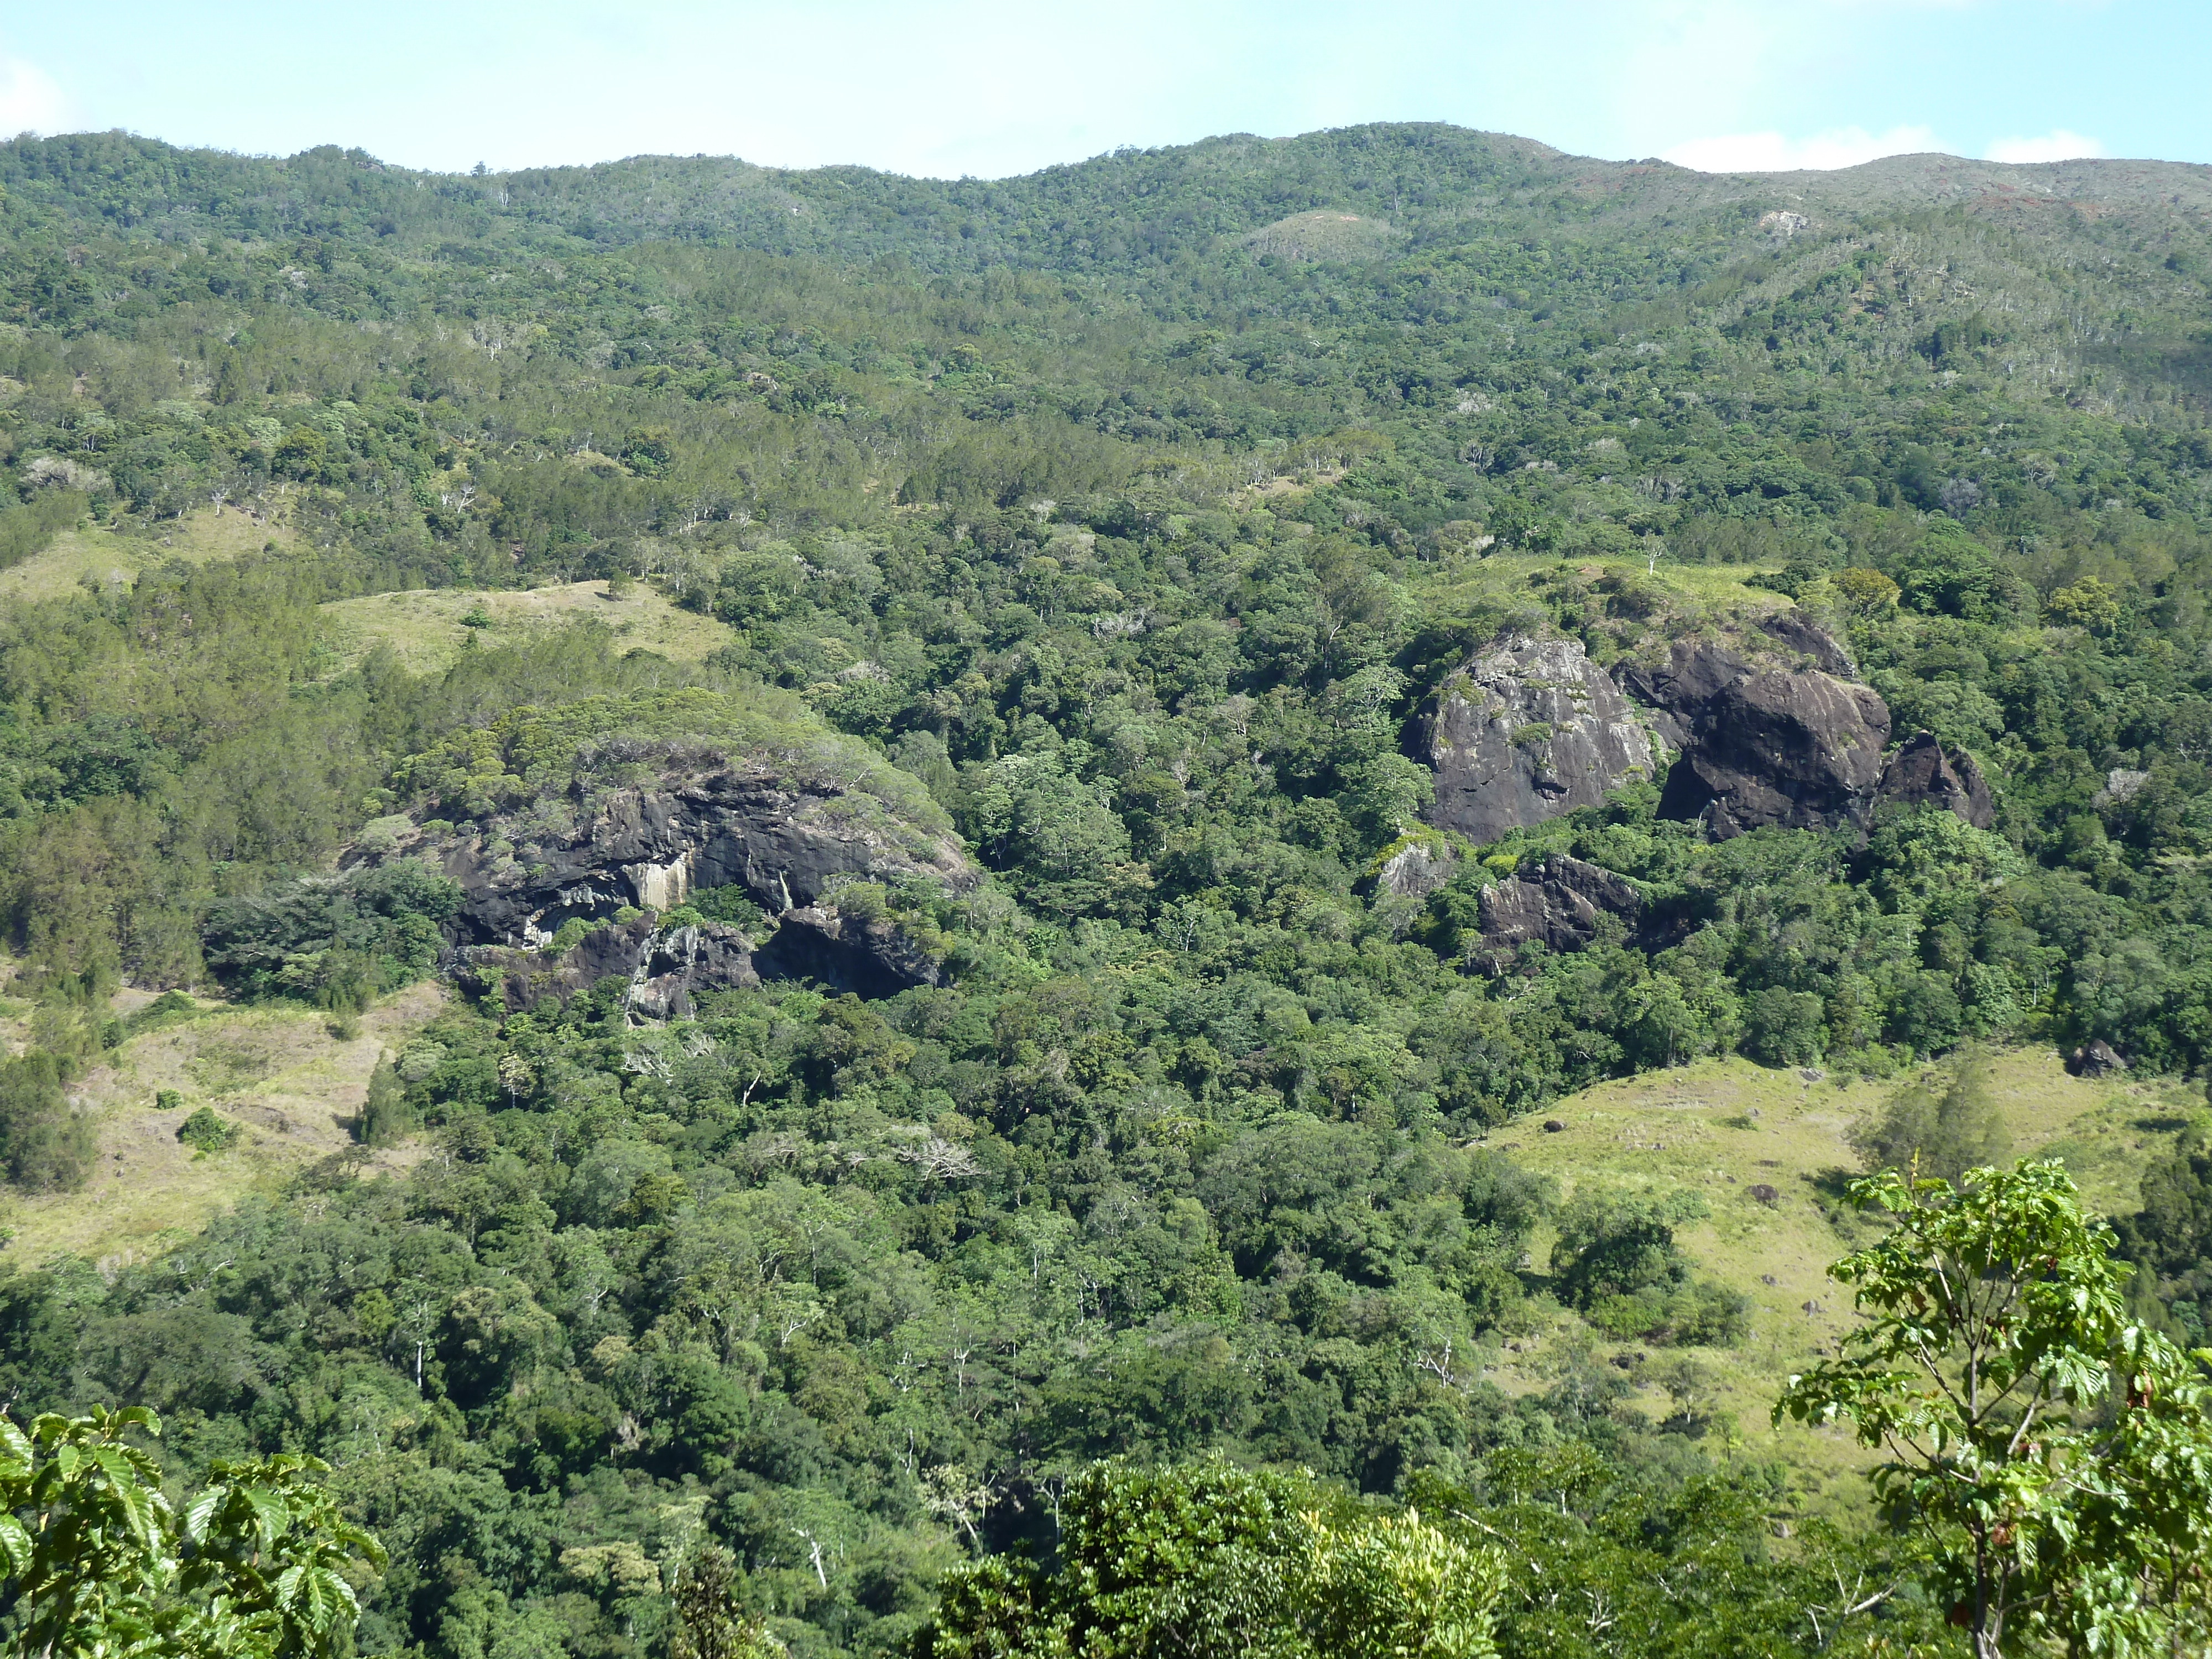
443, 769, 968, 950
401, 760, 969, 1015
755, 906, 948, 1000
632, 923, 764, 1019
1420, 635, 1660, 844
1626, 638, 1890, 834
1877, 731, 1995, 828
456, 917, 762, 1020
1474, 853, 1644, 969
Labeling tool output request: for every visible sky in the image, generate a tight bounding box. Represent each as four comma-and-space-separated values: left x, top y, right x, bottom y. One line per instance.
1, 1, 2205, 181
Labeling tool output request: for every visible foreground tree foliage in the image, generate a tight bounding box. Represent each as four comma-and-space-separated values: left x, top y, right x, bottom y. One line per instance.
1778, 1161, 2212, 1657
921, 1455, 1952, 1658
0, 1405, 384, 1659
922, 1459, 1502, 1659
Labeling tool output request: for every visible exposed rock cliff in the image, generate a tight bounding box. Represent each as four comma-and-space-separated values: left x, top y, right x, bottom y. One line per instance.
1415, 613, 1996, 852
1418, 634, 1661, 844
454, 915, 763, 1020
1623, 635, 1891, 835
370, 755, 971, 1016
438, 765, 969, 950
1875, 730, 1996, 828
1473, 853, 1644, 971
1373, 837, 1457, 901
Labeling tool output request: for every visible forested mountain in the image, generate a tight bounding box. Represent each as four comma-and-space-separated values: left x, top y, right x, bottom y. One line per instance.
2, 122, 2212, 1657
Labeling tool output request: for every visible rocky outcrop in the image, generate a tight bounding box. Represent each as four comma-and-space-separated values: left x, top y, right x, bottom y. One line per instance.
1419, 635, 1660, 844
374, 758, 970, 1015
2069, 1039, 2126, 1078
1374, 837, 1456, 900
1756, 609, 1856, 677
756, 906, 950, 1000
1876, 731, 1995, 828
455, 916, 763, 1020
1413, 613, 1999, 872
1473, 854, 1644, 970
1624, 637, 1890, 835
438, 768, 969, 950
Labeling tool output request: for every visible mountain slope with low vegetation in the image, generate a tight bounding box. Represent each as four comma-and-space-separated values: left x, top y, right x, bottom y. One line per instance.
1, 121, 2211, 1656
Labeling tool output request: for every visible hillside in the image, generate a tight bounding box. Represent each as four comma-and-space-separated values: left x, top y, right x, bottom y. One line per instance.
1, 120, 2211, 1658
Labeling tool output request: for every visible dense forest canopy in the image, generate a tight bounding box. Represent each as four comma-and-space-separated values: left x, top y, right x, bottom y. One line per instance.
2, 122, 2211, 1657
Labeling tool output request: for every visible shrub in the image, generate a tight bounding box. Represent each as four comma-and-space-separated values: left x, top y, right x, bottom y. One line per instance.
549, 917, 596, 953
176, 1107, 240, 1154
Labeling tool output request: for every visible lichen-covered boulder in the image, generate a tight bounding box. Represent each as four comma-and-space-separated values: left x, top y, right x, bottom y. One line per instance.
1418, 634, 1660, 844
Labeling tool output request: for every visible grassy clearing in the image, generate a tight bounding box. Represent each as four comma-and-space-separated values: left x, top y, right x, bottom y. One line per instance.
318, 580, 734, 674
1408, 552, 1788, 625
0, 506, 301, 604
2, 982, 444, 1274
1475, 1048, 2203, 1510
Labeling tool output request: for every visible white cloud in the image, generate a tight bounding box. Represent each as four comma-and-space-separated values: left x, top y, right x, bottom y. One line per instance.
0, 51, 68, 135
1662, 123, 1940, 173
1985, 128, 2106, 164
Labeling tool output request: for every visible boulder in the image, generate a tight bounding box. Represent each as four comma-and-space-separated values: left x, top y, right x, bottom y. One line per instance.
1419, 634, 1660, 844
1625, 638, 1890, 834
1876, 731, 1996, 828
2069, 1039, 2126, 1078
1473, 853, 1643, 969
1374, 837, 1456, 900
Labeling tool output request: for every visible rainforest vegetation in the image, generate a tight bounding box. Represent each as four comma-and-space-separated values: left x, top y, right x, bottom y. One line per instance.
2, 124, 2212, 1656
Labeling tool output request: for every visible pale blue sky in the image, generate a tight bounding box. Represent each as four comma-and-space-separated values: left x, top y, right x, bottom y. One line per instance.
2, 1, 2203, 179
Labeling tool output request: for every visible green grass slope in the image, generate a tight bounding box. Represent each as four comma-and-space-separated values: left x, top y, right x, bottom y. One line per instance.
1483, 1048, 2205, 1505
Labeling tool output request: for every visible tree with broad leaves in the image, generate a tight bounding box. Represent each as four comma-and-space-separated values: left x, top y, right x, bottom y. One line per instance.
0, 1403, 385, 1659
1776, 1160, 2212, 1658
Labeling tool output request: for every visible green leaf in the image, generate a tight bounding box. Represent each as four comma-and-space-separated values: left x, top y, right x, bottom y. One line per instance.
0, 1513, 30, 1575
186, 1485, 225, 1544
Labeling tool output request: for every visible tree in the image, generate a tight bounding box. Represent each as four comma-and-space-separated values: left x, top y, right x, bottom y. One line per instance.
1776, 1160, 2212, 1657
1298, 1507, 1503, 1659
358, 1053, 413, 1146
0, 1404, 385, 1659
921, 1459, 1504, 1659
670, 1543, 784, 1659
1851, 1058, 2011, 1185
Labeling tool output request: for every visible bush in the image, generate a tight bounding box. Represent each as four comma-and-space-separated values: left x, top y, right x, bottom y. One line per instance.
549, 917, 596, 953
176, 1107, 240, 1155
692, 885, 767, 931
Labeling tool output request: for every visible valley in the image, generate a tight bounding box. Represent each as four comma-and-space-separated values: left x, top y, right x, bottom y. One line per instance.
2, 120, 2210, 1655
